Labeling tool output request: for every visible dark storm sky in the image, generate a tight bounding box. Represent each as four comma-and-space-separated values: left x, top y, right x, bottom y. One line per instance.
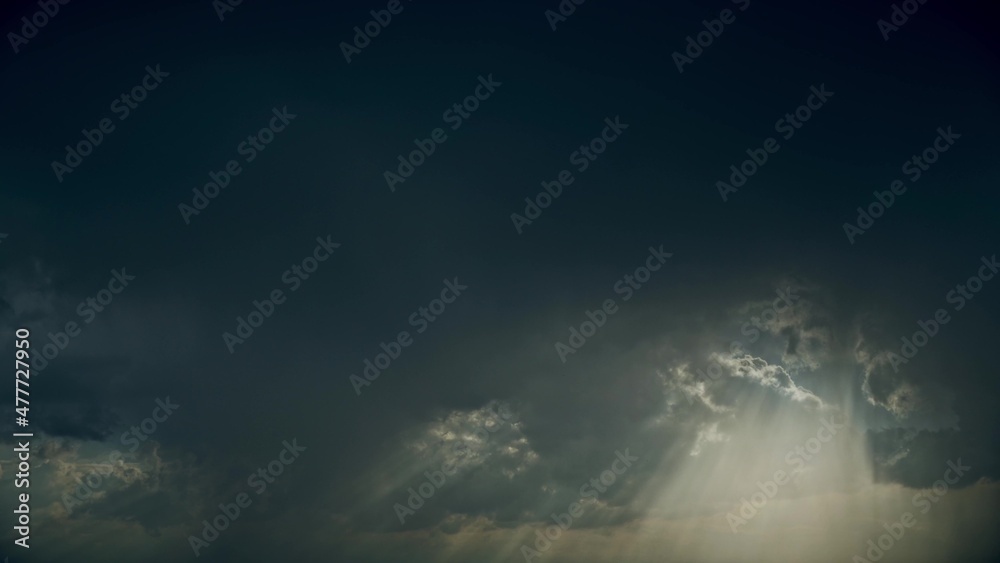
1, 0, 999, 561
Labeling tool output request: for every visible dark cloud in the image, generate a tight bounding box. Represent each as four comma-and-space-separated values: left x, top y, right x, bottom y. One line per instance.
0, 0, 998, 561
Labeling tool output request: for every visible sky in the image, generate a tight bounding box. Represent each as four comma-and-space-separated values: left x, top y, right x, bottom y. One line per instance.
1, 0, 999, 561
